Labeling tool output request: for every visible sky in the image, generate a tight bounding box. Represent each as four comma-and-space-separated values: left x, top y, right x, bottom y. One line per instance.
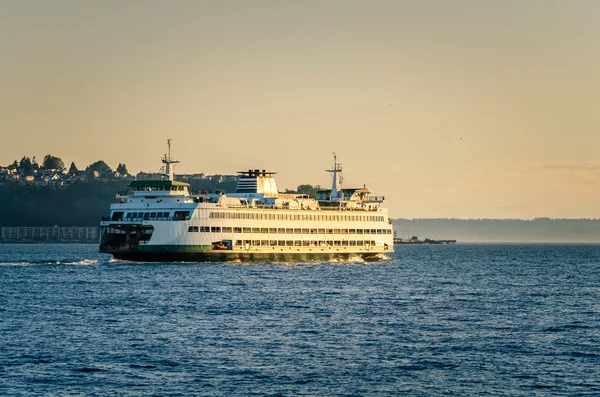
1, 0, 600, 219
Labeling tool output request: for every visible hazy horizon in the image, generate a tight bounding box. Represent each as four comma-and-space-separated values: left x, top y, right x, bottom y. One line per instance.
2, 1, 600, 219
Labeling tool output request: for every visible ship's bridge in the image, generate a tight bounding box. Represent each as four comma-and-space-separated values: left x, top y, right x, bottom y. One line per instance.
127, 180, 190, 197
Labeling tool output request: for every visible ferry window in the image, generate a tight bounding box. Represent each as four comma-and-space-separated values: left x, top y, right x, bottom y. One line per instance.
260, 228, 268, 234
270, 240, 277, 246
310, 229, 317, 234
318, 229, 325, 234
342, 241, 348, 246
333, 229, 340, 234
222, 227, 232, 233
293, 228, 301, 234
243, 227, 251, 233
269, 228, 277, 234
278, 240, 285, 246
236, 240, 242, 246
326, 241, 333, 246
174, 211, 190, 221
334, 241, 341, 246
341, 229, 348, 234
286, 241, 293, 246
278, 228, 285, 234
302, 228, 309, 234
200, 226, 210, 232
150, 212, 156, 218
234, 227, 242, 233
302, 241, 309, 246
143, 213, 150, 220
294, 241, 302, 246
371, 229, 377, 234
286, 228, 293, 234
125, 213, 132, 219
349, 229, 356, 234
162, 212, 169, 218
357, 240, 363, 245
350, 241, 356, 246
377, 229, 382, 234
111, 212, 124, 221
188, 226, 198, 232
252, 240, 260, 246
326, 229, 333, 234
357, 229, 364, 234
252, 228, 260, 233
211, 227, 221, 233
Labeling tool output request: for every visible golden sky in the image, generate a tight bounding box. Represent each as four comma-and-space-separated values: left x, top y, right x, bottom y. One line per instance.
1, 0, 600, 219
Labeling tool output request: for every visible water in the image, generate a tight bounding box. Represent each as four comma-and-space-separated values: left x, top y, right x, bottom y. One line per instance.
1, 244, 599, 396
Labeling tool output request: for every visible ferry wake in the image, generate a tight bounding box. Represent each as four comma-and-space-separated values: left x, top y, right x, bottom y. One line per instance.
99, 141, 394, 262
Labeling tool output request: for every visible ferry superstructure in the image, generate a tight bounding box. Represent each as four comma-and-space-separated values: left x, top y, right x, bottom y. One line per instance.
99, 142, 394, 261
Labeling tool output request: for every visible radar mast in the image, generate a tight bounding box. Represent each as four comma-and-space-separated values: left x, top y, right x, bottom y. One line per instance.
327, 153, 343, 200
161, 139, 180, 180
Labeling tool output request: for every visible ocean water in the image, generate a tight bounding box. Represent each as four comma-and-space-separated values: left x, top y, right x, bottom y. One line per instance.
0, 244, 599, 396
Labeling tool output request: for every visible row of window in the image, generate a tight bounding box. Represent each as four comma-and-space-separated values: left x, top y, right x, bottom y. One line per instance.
116, 210, 385, 224
125, 211, 171, 220
233, 240, 378, 247
133, 186, 186, 191
115, 211, 190, 221
209, 212, 386, 222
188, 226, 393, 235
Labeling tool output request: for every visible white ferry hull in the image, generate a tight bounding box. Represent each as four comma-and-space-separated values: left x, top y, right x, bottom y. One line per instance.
99, 144, 394, 263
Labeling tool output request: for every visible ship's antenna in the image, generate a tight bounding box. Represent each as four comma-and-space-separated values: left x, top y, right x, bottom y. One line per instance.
326, 152, 343, 201
161, 139, 180, 180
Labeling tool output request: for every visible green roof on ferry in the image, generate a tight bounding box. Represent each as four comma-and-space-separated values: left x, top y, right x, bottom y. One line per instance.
130, 180, 190, 188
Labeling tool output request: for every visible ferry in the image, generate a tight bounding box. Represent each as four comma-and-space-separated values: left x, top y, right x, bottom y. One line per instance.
99, 141, 394, 262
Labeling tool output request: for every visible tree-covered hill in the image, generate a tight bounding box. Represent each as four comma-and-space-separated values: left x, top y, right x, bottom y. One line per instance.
0, 181, 129, 226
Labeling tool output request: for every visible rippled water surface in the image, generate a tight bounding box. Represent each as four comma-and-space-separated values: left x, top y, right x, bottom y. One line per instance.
1, 243, 599, 396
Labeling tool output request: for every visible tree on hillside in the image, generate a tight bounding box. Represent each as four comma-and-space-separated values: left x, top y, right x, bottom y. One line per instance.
8, 160, 18, 170
32, 156, 39, 171
19, 156, 33, 175
284, 184, 323, 198
69, 162, 78, 175
116, 163, 128, 176
86, 160, 112, 177
297, 184, 322, 198
42, 155, 65, 170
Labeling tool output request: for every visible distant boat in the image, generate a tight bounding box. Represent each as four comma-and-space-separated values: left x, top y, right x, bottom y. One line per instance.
393, 237, 456, 245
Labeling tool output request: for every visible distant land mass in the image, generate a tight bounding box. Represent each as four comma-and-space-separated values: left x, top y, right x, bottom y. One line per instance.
392, 218, 600, 243
3, 160, 600, 242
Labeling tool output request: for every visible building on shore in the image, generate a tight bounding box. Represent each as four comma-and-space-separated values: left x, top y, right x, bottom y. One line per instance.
1, 226, 99, 242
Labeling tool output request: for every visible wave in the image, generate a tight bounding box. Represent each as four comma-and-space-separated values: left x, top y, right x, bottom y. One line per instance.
0, 259, 100, 266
